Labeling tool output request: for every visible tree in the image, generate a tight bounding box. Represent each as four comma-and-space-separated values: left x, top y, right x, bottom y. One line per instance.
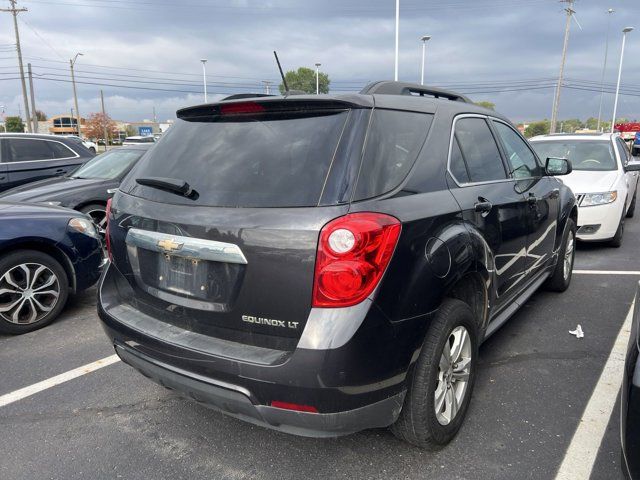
278, 67, 330, 94
558, 118, 584, 133
125, 125, 137, 137
474, 101, 495, 111
84, 112, 118, 142
5, 116, 25, 133
35, 110, 47, 121
584, 117, 599, 130
524, 120, 550, 138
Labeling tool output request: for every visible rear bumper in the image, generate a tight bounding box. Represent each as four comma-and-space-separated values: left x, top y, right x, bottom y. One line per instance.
98, 263, 428, 437
114, 342, 405, 438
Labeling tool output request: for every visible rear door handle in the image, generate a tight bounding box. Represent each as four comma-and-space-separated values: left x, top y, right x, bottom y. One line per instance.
54, 169, 66, 176
474, 197, 493, 214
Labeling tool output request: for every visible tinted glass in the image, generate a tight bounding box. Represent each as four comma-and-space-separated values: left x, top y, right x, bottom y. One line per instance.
71, 149, 144, 179
47, 141, 75, 159
6, 139, 54, 162
615, 138, 630, 166
493, 121, 541, 178
126, 137, 154, 143
354, 109, 432, 200
455, 118, 506, 182
449, 137, 470, 183
124, 111, 349, 207
531, 140, 617, 171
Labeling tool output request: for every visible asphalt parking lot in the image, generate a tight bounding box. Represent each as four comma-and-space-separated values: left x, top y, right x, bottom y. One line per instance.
1, 219, 638, 480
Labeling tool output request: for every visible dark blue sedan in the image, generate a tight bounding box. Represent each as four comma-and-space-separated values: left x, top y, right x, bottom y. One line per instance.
0, 202, 103, 334
622, 282, 640, 478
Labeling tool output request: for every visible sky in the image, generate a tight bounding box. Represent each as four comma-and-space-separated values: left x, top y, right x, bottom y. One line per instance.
0, 0, 638, 124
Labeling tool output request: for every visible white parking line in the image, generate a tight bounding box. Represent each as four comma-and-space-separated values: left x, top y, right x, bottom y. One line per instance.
554, 301, 634, 480
574, 270, 640, 275
0, 354, 120, 408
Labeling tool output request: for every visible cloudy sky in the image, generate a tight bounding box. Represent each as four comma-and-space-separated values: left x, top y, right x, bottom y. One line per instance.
0, 0, 638, 123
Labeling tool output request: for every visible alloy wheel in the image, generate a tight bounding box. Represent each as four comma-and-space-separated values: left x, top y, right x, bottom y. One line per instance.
563, 231, 575, 281
435, 325, 472, 425
0, 263, 60, 324
85, 208, 107, 236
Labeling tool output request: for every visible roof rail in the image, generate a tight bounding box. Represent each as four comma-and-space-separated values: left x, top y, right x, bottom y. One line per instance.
360, 81, 471, 103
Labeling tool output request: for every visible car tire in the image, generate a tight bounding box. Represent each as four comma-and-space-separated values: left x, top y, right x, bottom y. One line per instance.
545, 218, 576, 292
89, 147, 96, 154
0, 250, 69, 335
626, 192, 636, 218
80, 204, 107, 237
391, 298, 478, 449
609, 212, 625, 248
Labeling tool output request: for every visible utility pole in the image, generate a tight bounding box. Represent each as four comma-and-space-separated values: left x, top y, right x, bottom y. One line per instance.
152, 106, 157, 123
70, 53, 83, 137
394, 0, 399, 81
27, 62, 37, 132
314, 63, 321, 95
550, 0, 575, 134
100, 90, 109, 152
1, 0, 31, 132
262, 80, 272, 95
597, 8, 614, 132
200, 59, 208, 103
611, 27, 634, 133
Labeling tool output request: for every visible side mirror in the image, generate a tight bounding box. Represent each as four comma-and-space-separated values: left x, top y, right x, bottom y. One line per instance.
624, 162, 640, 172
545, 157, 572, 176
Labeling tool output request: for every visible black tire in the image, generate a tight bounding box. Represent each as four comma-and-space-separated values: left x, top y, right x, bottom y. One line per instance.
0, 250, 69, 335
89, 147, 96, 154
626, 192, 636, 218
391, 298, 478, 449
545, 218, 576, 292
609, 212, 625, 248
79, 203, 107, 236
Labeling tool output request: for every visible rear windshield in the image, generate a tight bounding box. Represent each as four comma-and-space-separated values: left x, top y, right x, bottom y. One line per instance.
71, 149, 145, 179
122, 110, 349, 207
531, 140, 617, 171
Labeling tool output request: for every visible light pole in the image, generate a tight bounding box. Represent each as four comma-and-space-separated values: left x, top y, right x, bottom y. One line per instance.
315, 63, 321, 94
420, 35, 431, 85
597, 9, 614, 132
394, 0, 399, 81
611, 27, 633, 133
70, 52, 83, 137
200, 59, 208, 103
550, 1, 576, 134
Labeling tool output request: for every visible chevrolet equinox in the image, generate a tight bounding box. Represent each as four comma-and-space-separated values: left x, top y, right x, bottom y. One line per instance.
98, 81, 577, 448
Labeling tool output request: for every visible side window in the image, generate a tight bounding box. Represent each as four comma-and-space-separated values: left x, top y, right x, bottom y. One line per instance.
492, 121, 541, 178
5, 139, 54, 162
354, 109, 432, 200
454, 117, 506, 182
449, 136, 470, 183
616, 138, 630, 166
47, 141, 76, 159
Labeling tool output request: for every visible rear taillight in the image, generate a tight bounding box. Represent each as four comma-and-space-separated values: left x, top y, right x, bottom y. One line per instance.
105, 198, 112, 260
312, 212, 401, 308
270, 401, 318, 413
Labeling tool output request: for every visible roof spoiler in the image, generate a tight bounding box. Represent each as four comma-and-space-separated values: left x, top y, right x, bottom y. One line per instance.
360, 81, 471, 103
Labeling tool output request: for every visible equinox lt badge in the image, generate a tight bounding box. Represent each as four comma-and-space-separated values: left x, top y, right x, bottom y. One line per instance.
242, 315, 299, 329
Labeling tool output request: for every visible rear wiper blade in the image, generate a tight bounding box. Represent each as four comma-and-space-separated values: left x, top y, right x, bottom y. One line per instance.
136, 176, 198, 199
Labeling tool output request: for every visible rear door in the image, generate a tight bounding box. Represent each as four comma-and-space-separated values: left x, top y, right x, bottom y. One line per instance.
0, 141, 7, 192
491, 119, 558, 276
110, 102, 370, 349
447, 115, 529, 309
5, 138, 80, 189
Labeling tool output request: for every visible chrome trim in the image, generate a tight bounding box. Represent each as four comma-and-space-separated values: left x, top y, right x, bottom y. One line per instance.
125, 228, 248, 265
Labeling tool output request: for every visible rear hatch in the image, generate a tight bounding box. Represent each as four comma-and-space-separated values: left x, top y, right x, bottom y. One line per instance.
109, 98, 371, 350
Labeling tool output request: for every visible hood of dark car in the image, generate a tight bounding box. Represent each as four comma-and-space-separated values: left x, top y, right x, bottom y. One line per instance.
0, 176, 115, 205
0, 201, 79, 218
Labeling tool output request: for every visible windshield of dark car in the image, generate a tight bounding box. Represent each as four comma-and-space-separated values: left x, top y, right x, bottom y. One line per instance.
71, 149, 145, 179
531, 140, 618, 171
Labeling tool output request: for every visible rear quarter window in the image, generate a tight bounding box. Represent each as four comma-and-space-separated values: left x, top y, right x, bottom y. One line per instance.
353, 109, 432, 201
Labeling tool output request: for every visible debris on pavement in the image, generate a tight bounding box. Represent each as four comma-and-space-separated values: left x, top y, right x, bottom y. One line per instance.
569, 324, 584, 339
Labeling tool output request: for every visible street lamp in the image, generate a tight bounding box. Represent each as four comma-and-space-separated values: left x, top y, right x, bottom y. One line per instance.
394, 0, 399, 81
611, 27, 633, 133
70, 52, 83, 137
200, 59, 208, 103
597, 9, 614, 132
315, 63, 321, 95
420, 35, 431, 85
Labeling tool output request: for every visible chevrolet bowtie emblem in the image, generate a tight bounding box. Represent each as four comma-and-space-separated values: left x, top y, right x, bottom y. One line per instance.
157, 238, 183, 252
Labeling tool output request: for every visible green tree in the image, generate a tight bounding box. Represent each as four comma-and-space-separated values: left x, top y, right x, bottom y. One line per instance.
524, 120, 550, 138
125, 125, 137, 137
278, 67, 330, 94
474, 101, 495, 111
584, 117, 599, 130
5, 116, 25, 132
558, 118, 584, 133
35, 110, 47, 121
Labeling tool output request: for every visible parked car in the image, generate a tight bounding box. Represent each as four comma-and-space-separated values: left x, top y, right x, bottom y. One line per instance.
622, 281, 640, 479
633, 132, 640, 157
98, 81, 576, 447
0, 201, 102, 334
0, 133, 94, 194
63, 135, 97, 154
0, 144, 153, 235
530, 133, 640, 247
122, 135, 155, 145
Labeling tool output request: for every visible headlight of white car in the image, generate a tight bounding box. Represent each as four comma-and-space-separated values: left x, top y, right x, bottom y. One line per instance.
580, 191, 617, 207
68, 217, 100, 239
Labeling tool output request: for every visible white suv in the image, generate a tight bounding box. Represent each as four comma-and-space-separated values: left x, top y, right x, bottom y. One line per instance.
530, 133, 640, 247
